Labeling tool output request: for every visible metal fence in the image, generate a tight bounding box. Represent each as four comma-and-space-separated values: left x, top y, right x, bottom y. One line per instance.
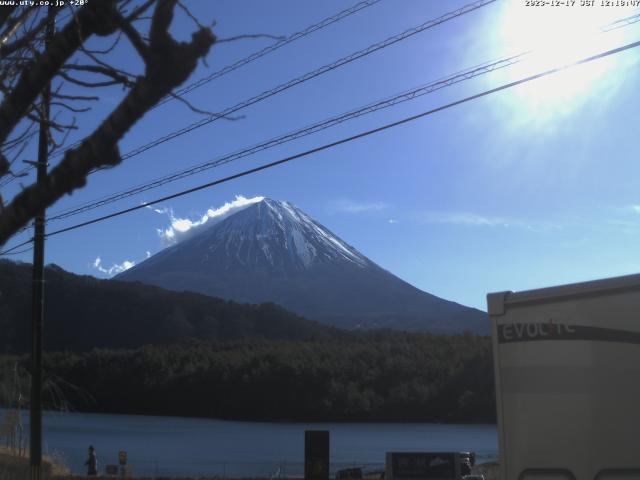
105, 460, 386, 479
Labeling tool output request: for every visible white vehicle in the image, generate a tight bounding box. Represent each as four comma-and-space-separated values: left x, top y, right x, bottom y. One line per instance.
487, 274, 640, 480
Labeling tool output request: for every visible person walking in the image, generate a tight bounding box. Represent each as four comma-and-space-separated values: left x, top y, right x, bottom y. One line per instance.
85, 445, 98, 476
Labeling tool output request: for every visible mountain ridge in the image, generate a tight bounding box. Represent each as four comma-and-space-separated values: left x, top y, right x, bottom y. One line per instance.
117, 198, 488, 334
0, 259, 339, 354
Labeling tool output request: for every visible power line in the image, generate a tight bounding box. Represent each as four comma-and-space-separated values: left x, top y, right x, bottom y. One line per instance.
156, 0, 384, 108
9, 54, 533, 239
0, 237, 33, 256
39, 37, 640, 240
602, 10, 640, 32
10, 0, 483, 187
2, 245, 33, 255
6, 0, 640, 197
2, 35, 637, 249
106, 0, 497, 163
8, 0, 495, 207
0, 166, 29, 188
86, 1, 640, 166
8, 0, 640, 196
43, 0, 384, 161
41, 6, 640, 223
46, 52, 529, 223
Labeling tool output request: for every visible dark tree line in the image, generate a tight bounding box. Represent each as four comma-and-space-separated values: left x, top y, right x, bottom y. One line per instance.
1, 333, 496, 423
0, 259, 496, 422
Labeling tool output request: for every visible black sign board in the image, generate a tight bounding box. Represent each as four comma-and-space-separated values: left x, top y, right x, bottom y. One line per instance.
305, 430, 329, 480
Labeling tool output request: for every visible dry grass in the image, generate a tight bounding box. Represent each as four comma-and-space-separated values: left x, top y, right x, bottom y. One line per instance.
0, 446, 70, 480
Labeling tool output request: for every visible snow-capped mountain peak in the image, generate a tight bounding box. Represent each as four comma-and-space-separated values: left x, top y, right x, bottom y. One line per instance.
116, 197, 488, 334
198, 198, 368, 270
259, 198, 367, 267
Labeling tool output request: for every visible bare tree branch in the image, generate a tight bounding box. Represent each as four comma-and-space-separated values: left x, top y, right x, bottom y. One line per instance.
0, 0, 216, 245
125, 0, 157, 22
0, 6, 17, 34
168, 91, 243, 120
0, 153, 8, 178
26, 112, 77, 132
49, 101, 91, 113
47, 114, 76, 153
48, 118, 76, 156
113, 14, 149, 61
58, 70, 124, 88
0, 8, 32, 46
0, 13, 50, 59
0, 1, 121, 146
78, 40, 135, 79
52, 92, 99, 102
131, 16, 153, 24
62, 64, 135, 87
79, 31, 122, 55
177, 0, 208, 30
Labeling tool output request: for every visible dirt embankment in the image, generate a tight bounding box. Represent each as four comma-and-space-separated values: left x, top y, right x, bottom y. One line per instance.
0, 447, 69, 480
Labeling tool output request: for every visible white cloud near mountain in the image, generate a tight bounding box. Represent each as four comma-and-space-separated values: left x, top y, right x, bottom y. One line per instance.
419, 211, 558, 231
144, 205, 168, 215
331, 199, 388, 214
92, 256, 135, 276
151, 195, 264, 245
422, 212, 513, 227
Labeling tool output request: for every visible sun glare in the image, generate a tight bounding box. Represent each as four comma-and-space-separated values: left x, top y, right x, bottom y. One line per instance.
491, 3, 638, 123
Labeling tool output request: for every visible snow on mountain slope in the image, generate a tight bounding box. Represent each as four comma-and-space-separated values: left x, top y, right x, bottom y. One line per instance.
116, 198, 488, 333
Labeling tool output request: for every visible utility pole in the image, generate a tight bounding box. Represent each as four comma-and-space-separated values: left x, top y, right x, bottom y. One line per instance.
30, 7, 54, 480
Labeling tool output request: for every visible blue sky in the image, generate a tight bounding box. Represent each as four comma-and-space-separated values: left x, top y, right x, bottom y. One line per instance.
3, 0, 640, 311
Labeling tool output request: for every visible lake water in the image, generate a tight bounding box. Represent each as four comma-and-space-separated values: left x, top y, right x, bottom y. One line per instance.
4, 409, 498, 477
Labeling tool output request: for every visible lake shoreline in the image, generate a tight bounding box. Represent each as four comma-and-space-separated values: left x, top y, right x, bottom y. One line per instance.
44, 407, 499, 426
1, 408, 499, 477
1, 404, 498, 426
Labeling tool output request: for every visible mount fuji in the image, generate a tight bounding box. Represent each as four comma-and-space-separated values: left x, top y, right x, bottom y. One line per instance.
116, 198, 487, 333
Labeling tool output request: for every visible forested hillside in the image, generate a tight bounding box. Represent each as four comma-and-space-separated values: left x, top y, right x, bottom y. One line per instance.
0, 333, 495, 422
0, 260, 495, 423
0, 260, 339, 353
